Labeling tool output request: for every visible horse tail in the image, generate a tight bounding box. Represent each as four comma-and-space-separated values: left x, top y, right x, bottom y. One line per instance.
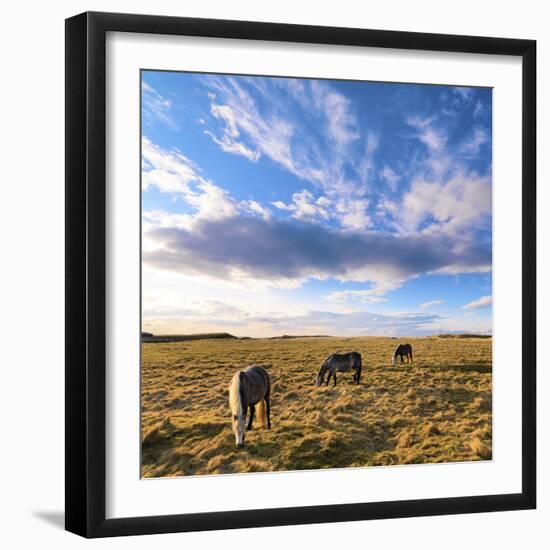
409, 346, 413, 363
257, 399, 268, 428
229, 371, 243, 419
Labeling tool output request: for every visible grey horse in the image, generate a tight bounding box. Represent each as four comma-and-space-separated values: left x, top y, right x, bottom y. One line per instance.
228, 366, 271, 447
392, 343, 413, 365
315, 352, 362, 387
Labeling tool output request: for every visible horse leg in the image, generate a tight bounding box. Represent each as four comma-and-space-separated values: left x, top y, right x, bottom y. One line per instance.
326, 372, 331, 386
247, 404, 255, 431
265, 395, 271, 429
333, 372, 337, 387
400, 354, 404, 364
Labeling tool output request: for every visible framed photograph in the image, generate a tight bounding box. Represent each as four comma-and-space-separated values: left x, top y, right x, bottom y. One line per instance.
65, 11, 536, 538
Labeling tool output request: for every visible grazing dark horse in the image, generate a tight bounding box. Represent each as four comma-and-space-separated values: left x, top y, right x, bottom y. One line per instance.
228, 366, 271, 447
315, 352, 362, 387
392, 343, 413, 365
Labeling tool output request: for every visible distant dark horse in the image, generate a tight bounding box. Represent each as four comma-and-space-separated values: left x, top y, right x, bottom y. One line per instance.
315, 352, 362, 387
228, 366, 271, 447
392, 343, 413, 365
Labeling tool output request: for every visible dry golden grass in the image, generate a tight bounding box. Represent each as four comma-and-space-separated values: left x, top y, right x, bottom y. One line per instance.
141, 335, 492, 477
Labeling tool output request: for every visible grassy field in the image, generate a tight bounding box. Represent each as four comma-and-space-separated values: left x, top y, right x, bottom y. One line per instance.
141, 335, 492, 478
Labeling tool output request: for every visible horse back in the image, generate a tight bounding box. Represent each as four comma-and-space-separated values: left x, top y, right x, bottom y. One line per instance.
330, 352, 361, 372
396, 343, 412, 354
243, 366, 270, 404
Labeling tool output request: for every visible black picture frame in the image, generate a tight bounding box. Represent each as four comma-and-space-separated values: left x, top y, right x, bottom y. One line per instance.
65, 11, 536, 538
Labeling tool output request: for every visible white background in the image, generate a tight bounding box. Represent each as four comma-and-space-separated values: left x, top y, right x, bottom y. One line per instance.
0, 0, 547, 548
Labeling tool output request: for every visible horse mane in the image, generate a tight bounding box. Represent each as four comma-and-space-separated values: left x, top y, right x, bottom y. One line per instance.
229, 371, 244, 419
318, 354, 333, 377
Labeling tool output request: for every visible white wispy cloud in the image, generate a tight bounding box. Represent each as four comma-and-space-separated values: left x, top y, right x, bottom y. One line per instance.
388, 113, 492, 240
241, 200, 272, 221
142, 137, 245, 224
309, 79, 359, 149
420, 299, 444, 308
326, 280, 403, 304
400, 171, 492, 235
204, 78, 300, 178
201, 76, 372, 205
335, 198, 371, 231
142, 137, 203, 194
272, 190, 331, 222
462, 295, 492, 310
204, 129, 261, 162
406, 116, 446, 152
186, 181, 238, 221
273, 191, 370, 230
460, 127, 489, 157
356, 133, 379, 189
473, 100, 485, 119
142, 81, 176, 129
379, 165, 400, 192
142, 210, 193, 231
205, 102, 261, 161
452, 87, 475, 103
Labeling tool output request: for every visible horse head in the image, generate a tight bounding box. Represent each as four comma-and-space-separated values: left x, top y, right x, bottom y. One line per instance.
315, 356, 332, 386
232, 413, 245, 447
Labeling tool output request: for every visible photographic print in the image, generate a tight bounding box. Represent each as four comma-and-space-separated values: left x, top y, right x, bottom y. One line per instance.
140, 71, 493, 478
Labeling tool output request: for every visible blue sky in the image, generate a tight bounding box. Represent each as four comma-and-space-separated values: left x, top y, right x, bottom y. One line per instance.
141, 71, 492, 337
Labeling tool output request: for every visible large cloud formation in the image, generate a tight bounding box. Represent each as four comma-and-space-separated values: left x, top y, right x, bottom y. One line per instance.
143, 215, 491, 287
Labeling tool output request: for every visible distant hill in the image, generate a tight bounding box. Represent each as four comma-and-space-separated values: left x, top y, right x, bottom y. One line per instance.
141, 332, 238, 343
141, 332, 492, 343
141, 333, 336, 343
435, 333, 492, 339
268, 334, 331, 340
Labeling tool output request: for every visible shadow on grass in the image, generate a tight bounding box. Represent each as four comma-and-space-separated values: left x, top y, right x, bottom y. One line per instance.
423, 363, 492, 374
142, 421, 227, 467
242, 438, 281, 459
171, 421, 226, 441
